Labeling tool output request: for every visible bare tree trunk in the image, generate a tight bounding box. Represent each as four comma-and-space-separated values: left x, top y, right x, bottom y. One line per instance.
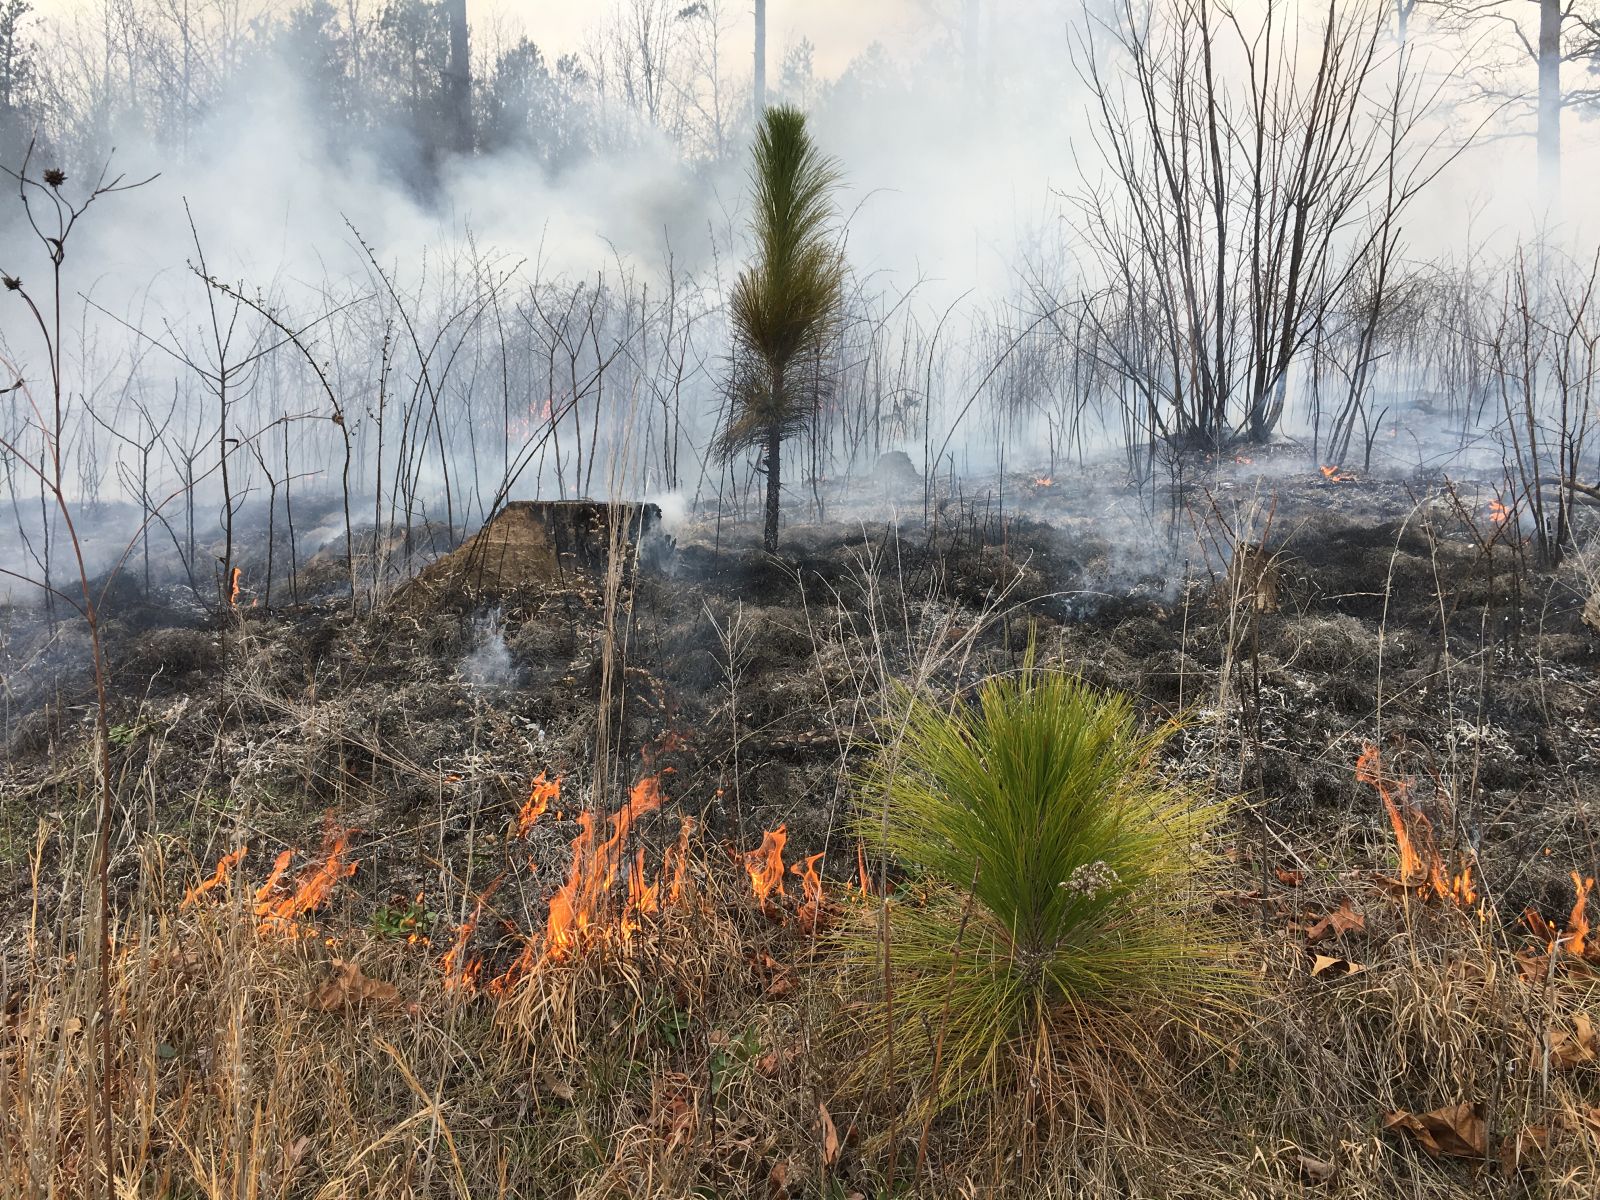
754, 0, 766, 114
763, 420, 780, 552
1538, 0, 1561, 192
447, 0, 471, 154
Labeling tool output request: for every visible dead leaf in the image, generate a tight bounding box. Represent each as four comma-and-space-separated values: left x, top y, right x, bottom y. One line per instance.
1383, 1103, 1487, 1159
758, 1049, 790, 1081
1305, 899, 1365, 944
1546, 1012, 1597, 1071
306, 960, 401, 1012
1295, 1152, 1335, 1183
819, 1101, 840, 1167
767, 1159, 790, 1198
1310, 954, 1365, 979
1501, 1124, 1549, 1169
1275, 867, 1305, 887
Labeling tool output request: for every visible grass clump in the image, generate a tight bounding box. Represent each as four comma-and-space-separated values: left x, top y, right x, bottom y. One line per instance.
850, 658, 1238, 1121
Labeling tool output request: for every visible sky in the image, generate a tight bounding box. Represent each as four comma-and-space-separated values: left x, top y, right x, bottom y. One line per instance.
26, 0, 919, 75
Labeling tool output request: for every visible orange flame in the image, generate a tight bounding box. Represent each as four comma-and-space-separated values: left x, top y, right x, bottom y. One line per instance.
1320, 465, 1354, 483
512, 772, 560, 839
1234, 454, 1255, 465
440, 901, 484, 993
1567, 872, 1594, 957
1488, 499, 1510, 525
745, 826, 788, 909
182, 846, 247, 907
665, 816, 694, 905
1031, 475, 1054, 488
254, 829, 357, 936
792, 851, 826, 930
1356, 744, 1474, 907
228, 566, 242, 607
536, 774, 667, 967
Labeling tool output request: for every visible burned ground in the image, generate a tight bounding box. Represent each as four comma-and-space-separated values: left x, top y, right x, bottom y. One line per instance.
4, 463, 1597, 961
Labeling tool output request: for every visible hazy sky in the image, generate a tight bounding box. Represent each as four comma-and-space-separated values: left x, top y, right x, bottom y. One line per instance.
27, 0, 918, 75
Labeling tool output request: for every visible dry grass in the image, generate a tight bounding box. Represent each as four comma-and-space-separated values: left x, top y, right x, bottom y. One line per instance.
3, 794, 1598, 1198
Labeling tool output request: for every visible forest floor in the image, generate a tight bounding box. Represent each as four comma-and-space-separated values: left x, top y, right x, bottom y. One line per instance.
3, 449, 1600, 1197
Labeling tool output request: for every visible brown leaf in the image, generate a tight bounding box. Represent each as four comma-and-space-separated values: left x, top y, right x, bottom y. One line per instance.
1305, 899, 1365, 944
1501, 1124, 1549, 1170
1310, 954, 1365, 979
1275, 867, 1305, 887
1295, 1152, 1335, 1183
306, 960, 401, 1012
1383, 1103, 1487, 1159
819, 1101, 840, 1167
767, 1159, 790, 1198
755, 1051, 780, 1077
1546, 1013, 1597, 1070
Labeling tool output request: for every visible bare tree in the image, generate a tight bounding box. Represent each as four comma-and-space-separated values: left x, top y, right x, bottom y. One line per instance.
1430, 0, 1600, 190
1070, 0, 1455, 451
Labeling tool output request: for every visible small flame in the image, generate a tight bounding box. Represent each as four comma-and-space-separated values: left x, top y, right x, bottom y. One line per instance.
182, 846, 247, 907
440, 901, 484, 993
745, 826, 788, 909
1488, 499, 1510, 525
792, 851, 826, 930
254, 829, 357, 936
228, 566, 242, 607
1234, 454, 1254, 465
1356, 744, 1474, 908
1031, 475, 1054, 488
1320, 465, 1354, 483
512, 772, 560, 839
536, 774, 667, 968
1568, 872, 1594, 956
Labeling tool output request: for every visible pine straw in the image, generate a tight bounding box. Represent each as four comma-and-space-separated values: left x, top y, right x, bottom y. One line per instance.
2, 829, 1599, 1198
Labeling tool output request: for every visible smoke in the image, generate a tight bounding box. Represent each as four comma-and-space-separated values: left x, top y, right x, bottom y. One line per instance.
2, 0, 1598, 609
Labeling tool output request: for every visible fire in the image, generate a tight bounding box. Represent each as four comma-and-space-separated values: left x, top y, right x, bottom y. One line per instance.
1567, 872, 1594, 956
792, 851, 826, 930
440, 901, 484, 992
1488, 499, 1510, 525
228, 566, 242, 607
536, 774, 667, 965
1234, 454, 1255, 465
1356, 744, 1475, 908
1320, 465, 1354, 482
254, 829, 358, 936
1031, 475, 1054, 488
182, 846, 247, 907
745, 825, 787, 910
512, 772, 560, 839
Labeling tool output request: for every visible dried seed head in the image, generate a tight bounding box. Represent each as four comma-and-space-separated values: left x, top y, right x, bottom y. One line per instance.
2, 275, 20, 291
43, 168, 67, 188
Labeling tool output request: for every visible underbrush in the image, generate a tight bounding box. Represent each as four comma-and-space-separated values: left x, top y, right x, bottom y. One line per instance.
3, 807, 1599, 1197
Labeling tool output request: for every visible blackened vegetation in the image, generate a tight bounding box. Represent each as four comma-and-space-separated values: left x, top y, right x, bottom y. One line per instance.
2, 466, 1595, 946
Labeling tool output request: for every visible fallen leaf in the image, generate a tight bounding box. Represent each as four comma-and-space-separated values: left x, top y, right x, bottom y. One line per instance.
819, 1101, 840, 1167
1383, 1103, 1486, 1159
1501, 1124, 1549, 1169
1310, 954, 1365, 979
767, 1159, 790, 1198
306, 960, 402, 1012
1295, 1152, 1335, 1183
755, 1047, 794, 1078
1305, 899, 1365, 943
1275, 867, 1305, 887
1546, 1012, 1597, 1071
